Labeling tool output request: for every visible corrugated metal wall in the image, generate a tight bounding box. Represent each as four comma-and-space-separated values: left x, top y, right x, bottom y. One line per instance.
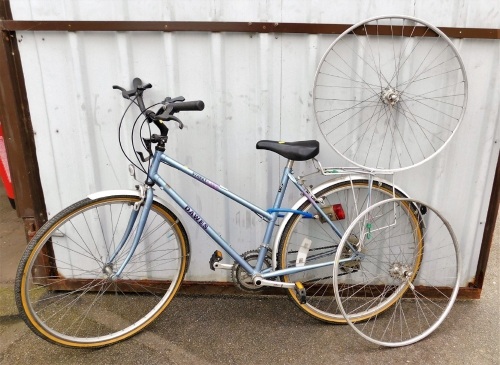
11, 0, 500, 284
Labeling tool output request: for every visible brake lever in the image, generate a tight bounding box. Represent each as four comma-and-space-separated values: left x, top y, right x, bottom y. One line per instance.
137, 83, 152, 91
154, 114, 184, 129
113, 83, 152, 99
112, 85, 132, 99
162, 96, 185, 104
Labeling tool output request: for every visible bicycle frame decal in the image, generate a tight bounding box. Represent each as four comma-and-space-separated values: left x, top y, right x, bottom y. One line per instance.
192, 171, 221, 191
184, 205, 209, 230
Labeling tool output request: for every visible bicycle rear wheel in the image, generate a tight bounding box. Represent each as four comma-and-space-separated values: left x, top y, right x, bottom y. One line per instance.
277, 179, 419, 323
333, 198, 460, 346
313, 15, 467, 171
15, 194, 189, 348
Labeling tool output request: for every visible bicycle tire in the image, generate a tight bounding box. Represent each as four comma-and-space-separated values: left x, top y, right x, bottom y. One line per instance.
277, 179, 421, 323
333, 198, 460, 346
313, 15, 468, 171
15, 194, 190, 348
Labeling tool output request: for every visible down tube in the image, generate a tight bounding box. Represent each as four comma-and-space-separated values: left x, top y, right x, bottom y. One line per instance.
150, 177, 256, 275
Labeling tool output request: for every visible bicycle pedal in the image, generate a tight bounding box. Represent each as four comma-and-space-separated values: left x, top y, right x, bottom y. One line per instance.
209, 250, 223, 271
294, 282, 307, 304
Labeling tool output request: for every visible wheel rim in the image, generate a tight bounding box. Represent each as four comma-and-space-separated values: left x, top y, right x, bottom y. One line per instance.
313, 15, 468, 171
335, 199, 423, 323
333, 198, 461, 347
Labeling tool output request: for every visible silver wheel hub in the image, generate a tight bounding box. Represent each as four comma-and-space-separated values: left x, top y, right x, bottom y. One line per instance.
389, 262, 413, 280
102, 263, 115, 277
381, 87, 401, 106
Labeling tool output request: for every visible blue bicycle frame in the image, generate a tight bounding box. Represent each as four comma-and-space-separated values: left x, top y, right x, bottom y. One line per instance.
112, 147, 350, 281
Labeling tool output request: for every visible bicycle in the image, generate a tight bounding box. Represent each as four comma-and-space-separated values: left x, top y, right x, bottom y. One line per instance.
15, 78, 458, 347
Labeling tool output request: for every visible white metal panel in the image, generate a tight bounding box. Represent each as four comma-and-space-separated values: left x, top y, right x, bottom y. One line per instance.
11, 0, 500, 27
11, 0, 500, 285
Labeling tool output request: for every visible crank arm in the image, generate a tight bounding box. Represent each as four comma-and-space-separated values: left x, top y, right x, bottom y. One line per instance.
252, 277, 295, 289
213, 262, 233, 270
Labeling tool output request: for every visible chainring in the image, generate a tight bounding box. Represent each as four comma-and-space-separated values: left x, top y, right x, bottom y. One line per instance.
231, 249, 273, 292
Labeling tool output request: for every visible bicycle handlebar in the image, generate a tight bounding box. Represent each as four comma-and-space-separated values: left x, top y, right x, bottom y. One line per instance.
113, 77, 204, 136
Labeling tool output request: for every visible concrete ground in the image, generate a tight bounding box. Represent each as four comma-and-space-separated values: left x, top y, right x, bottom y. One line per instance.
0, 184, 498, 365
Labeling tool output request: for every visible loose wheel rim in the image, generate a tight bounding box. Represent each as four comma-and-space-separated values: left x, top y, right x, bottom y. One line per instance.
333, 198, 461, 347
313, 15, 468, 172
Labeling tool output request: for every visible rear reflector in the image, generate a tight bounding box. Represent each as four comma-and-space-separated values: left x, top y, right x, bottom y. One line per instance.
319, 204, 346, 222
332, 204, 345, 220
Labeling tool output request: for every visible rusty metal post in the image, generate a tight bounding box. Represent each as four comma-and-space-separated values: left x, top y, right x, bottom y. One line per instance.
473, 151, 500, 292
0, 0, 47, 240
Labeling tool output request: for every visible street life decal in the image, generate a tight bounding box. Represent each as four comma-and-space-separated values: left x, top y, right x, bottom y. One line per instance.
192, 172, 220, 191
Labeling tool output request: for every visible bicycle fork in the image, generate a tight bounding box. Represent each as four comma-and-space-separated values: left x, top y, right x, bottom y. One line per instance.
103, 184, 155, 280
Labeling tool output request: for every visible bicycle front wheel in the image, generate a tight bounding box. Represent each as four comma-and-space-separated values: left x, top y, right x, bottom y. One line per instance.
15, 195, 190, 348
277, 179, 418, 323
333, 198, 460, 347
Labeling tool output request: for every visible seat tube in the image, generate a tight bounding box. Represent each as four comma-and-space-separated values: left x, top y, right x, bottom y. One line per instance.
255, 160, 294, 271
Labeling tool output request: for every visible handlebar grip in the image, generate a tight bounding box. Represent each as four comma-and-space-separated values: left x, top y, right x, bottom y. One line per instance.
170, 100, 205, 112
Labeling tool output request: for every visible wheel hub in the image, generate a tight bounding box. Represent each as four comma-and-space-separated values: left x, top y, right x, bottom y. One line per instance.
381, 87, 401, 106
102, 263, 114, 276
389, 262, 413, 280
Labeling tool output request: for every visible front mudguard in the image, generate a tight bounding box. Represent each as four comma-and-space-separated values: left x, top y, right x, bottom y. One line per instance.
87, 189, 192, 259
